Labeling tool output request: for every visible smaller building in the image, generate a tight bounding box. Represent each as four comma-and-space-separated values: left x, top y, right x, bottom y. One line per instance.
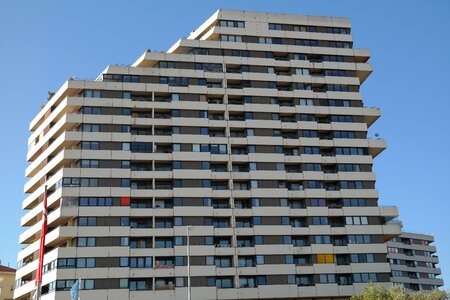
387, 232, 444, 291
0, 264, 16, 300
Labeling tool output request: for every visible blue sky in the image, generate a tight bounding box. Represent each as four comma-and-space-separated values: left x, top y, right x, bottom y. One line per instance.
0, 0, 449, 289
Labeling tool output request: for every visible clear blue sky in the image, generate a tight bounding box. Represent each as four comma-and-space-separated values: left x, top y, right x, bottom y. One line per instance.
1, 0, 449, 289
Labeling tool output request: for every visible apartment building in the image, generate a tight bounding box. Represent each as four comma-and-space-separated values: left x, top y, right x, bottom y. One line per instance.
0, 265, 15, 300
387, 232, 444, 291
14, 9, 402, 300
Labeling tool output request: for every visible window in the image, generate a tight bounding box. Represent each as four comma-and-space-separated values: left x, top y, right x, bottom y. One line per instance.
343, 198, 366, 207
130, 257, 152, 268
79, 197, 112, 207
215, 257, 232, 268
290, 218, 305, 228
310, 199, 326, 207
308, 181, 323, 189
293, 255, 310, 265
306, 163, 321, 172
81, 141, 100, 150
82, 279, 94, 290
129, 279, 151, 291
82, 107, 101, 115
120, 217, 130, 226
268, 23, 282, 30
221, 35, 242, 42
155, 238, 174, 248
77, 237, 96, 247
120, 257, 129, 267
192, 48, 209, 55
353, 273, 377, 283
340, 181, 364, 189
121, 178, 130, 188
79, 159, 99, 168
327, 84, 350, 92
172, 144, 181, 152
122, 91, 131, 99
296, 39, 318, 47
78, 217, 96, 226
319, 274, 336, 283
336, 147, 367, 156
120, 237, 129, 246
81, 124, 100, 132
329, 41, 351, 48
256, 256, 265, 265
312, 216, 328, 225
345, 216, 369, 225
296, 68, 309, 75
172, 126, 181, 134
159, 61, 175, 68
350, 254, 374, 263
200, 127, 209, 135
388, 247, 399, 254
82, 90, 101, 98
299, 98, 314, 106
119, 278, 129, 289
314, 235, 331, 244
130, 142, 152, 153
331, 115, 353, 123
210, 144, 227, 154
333, 131, 356, 139
171, 110, 180, 118
304, 147, 320, 155
296, 275, 313, 286
171, 161, 182, 170
238, 256, 255, 267
348, 235, 372, 244
259, 37, 273, 44
338, 164, 361, 172
215, 277, 233, 288
219, 20, 245, 28
326, 27, 349, 34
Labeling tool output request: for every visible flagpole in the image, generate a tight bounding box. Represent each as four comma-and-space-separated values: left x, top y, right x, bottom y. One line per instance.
186, 226, 191, 300
79, 277, 81, 300
35, 185, 48, 300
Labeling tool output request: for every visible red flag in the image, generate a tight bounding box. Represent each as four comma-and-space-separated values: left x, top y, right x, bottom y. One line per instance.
35, 186, 48, 285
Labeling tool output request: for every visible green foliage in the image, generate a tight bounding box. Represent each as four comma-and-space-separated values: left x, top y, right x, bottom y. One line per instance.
350, 283, 447, 300
47, 91, 55, 101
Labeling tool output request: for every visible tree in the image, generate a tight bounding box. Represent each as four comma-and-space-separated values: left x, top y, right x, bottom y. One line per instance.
47, 91, 55, 101
350, 283, 447, 300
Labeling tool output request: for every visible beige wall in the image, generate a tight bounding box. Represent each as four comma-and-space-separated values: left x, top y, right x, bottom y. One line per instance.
0, 271, 15, 300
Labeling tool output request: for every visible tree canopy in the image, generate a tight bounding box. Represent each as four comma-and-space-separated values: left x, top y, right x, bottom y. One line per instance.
350, 283, 447, 300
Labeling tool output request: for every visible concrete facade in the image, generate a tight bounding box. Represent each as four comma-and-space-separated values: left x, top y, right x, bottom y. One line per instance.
387, 232, 444, 291
14, 9, 402, 300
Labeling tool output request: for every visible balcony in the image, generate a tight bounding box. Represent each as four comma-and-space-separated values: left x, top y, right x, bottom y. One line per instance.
132, 96, 152, 102
155, 283, 175, 290
154, 97, 172, 102
368, 138, 387, 157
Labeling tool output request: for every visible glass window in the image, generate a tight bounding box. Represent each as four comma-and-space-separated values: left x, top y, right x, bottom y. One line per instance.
200, 127, 209, 135
121, 178, 130, 187
121, 217, 130, 226
123, 91, 131, 99
120, 257, 129, 267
